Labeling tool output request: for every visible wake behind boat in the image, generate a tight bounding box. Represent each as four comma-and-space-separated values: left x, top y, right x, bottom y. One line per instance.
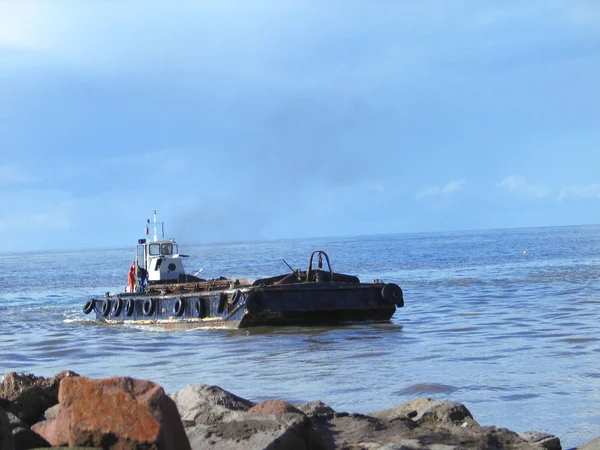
82, 212, 404, 329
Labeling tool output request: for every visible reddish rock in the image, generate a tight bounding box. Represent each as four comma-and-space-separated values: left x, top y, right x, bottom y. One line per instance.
32, 376, 190, 450
247, 399, 304, 416
0, 370, 78, 425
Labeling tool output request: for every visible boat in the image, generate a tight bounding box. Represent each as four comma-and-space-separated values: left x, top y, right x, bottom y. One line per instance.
82, 212, 404, 329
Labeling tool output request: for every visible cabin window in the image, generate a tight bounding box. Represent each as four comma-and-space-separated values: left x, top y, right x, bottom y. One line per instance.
149, 244, 161, 256
160, 243, 173, 255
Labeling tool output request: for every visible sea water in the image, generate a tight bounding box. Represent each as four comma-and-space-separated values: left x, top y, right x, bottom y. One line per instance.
1, 225, 600, 449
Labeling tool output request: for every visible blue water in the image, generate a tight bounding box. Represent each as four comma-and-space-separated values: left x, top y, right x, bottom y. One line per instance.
2, 225, 600, 449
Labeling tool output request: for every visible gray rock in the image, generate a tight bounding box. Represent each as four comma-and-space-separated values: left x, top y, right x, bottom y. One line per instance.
577, 436, 600, 449
311, 412, 417, 449
370, 397, 478, 428
171, 385, 327, 449
519, 431, 562, 449
40, 404, 59, 423
294, 400, 336, 417
354, 398, 559, 450
170, 384, 256, 426
186, 413, 325, 450
171, 386, 568, 450
1, 407, 15, 450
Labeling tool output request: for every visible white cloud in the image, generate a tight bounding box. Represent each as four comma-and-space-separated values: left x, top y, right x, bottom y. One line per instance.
558, 184, 600, 201
416, 180, 465, 199
0, 2, 41, 49
497, 175, 551, 199
497, 175, 524, 191
442, 180, 465, 194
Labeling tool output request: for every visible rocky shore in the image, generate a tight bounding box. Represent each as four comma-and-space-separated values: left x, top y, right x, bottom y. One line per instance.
0, 371, 596, 450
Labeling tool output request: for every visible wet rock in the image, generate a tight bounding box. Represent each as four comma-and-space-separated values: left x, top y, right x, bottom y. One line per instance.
32, 376, 190, 450
0, 371, 79, 425
170, 384, 255, 426
1, 406, 15, 450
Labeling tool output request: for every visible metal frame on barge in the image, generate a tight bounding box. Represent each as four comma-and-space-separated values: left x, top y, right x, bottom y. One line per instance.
82, 212, 404, 330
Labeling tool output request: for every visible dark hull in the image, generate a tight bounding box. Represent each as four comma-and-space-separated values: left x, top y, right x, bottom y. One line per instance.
85, 281, 401, 330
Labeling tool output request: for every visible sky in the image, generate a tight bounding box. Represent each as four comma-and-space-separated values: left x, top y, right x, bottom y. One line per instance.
1, 0, 599, 252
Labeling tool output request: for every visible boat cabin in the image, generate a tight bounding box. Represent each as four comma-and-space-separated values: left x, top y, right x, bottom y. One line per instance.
135, 212, 188, 284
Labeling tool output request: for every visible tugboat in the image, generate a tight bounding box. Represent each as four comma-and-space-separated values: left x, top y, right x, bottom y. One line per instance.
83, 212, 404, 329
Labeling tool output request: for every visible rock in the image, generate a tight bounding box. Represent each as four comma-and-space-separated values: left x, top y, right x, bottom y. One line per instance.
247, 400, 304, 415
186, 413, 326, 450
349, 398, 559, 449
5, 411, 26, 431
0, 371, 79, 425
32, 376, 190, 450
171, 385, 325, 449
371, 397, 478, 428
170, 384, 255, 426
519, 431, 562, 449
312, 412, 417, 449
1, 407, 15, 450
577, 436, 600, 449
12, 426, 50, 450
294, 400, 335, 417
4, 407, 52, 450
39, 404, 60, 423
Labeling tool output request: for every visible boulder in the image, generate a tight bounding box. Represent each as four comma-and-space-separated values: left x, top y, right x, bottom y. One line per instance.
32, 376, 190, 450
370, 397, 478, 428
0, 371, 78, 425
311, 412, 417, 449
294, 401, 335, 417
171, 385, 326, 449
186, 413, 326, 450
1, 407, 15, 450
170, 384, 255, 426
519, 431, 561, 450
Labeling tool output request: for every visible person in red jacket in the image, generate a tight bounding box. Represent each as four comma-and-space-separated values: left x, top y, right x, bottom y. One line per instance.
128, 263, 136, 293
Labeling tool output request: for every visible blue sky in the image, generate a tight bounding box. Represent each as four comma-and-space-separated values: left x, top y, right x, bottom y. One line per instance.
1, 1, 599, 252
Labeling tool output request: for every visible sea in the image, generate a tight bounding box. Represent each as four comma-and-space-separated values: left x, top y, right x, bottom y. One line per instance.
1, 225, 600, 449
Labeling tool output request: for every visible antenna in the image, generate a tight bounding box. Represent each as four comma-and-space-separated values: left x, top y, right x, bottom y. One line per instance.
153, 210, 158, 242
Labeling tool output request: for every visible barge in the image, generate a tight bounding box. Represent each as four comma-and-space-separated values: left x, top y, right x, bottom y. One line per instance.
83, 212, 403, 329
